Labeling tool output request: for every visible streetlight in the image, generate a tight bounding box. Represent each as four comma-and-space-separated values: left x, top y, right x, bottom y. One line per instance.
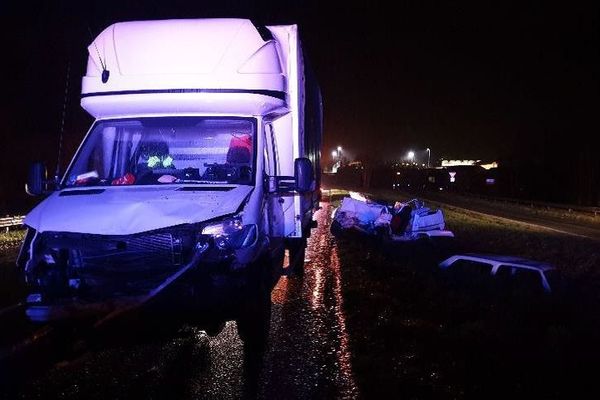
331, 150, 339, 173
336, 146, 343, 166
407, 151, 415, 164
426, 148, 431, 168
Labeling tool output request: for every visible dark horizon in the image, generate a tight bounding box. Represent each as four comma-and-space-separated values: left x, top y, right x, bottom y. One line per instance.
1, 1, 598, 212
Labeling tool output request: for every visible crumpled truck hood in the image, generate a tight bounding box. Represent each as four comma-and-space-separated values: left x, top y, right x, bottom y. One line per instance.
24, 185, 253, 235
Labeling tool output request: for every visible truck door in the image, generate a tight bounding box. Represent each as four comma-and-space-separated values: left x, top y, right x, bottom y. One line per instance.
268, 115, 303, 238
264, 122, 286, 240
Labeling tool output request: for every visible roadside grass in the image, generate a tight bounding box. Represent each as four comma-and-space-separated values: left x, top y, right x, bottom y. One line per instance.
326, 189, 600, 398
0, 229, 26, 307
0, 230, 25, 257
436, 191, 600, 228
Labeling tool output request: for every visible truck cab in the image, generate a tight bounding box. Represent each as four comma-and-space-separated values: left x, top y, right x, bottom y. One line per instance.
17, 19, 322, 348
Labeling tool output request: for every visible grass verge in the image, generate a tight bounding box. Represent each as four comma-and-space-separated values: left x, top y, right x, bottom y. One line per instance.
0, 229, 26, 308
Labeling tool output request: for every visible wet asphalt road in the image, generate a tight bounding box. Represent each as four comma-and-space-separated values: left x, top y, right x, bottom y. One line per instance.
8, 204, 359, 399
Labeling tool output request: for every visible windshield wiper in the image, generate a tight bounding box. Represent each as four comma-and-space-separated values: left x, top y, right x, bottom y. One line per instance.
176, 179, 231, 184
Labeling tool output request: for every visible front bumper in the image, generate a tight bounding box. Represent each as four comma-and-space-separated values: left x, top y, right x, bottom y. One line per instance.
24, 245, 267, 323
25, 242, 210, 323
21, 222, 266, 323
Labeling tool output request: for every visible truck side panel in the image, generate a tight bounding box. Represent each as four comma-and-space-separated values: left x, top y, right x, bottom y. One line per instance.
268, 25, 322, 238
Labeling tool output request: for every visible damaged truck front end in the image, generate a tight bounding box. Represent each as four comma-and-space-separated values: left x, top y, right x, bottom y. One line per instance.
17, 216, 263, 324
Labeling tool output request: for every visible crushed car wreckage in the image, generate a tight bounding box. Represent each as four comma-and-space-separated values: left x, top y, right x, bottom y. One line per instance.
330, 193, 454, 242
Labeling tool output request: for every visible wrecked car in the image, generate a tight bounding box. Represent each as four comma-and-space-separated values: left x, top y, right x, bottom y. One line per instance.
330, 194, 454, 242
439, 254, 558, 293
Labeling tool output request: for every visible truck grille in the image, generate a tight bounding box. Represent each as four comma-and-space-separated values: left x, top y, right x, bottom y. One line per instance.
78, 233, 182, 274
42, 231, 184, 276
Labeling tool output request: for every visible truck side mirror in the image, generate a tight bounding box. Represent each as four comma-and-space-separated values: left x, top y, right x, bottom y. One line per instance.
26, 162, 47, 196
294, 157, 314, 193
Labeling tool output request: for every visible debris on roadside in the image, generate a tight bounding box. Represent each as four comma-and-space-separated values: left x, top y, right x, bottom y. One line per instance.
330, 192, 454, 242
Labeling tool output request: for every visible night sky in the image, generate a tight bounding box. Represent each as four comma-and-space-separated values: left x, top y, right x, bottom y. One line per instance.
1, 1, 598, 212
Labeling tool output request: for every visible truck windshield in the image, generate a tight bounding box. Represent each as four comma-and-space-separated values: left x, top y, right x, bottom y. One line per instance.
64, 117, 255, 187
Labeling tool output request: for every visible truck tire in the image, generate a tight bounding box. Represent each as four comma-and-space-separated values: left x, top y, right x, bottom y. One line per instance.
287, 238, 307, 276
236, 266, 272, 353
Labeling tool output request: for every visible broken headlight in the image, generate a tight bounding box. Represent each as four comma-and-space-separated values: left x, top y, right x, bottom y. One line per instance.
201, 216, 257, 250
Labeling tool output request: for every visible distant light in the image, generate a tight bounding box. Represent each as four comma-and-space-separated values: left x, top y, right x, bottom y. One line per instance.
440, 159, 499, 169
486, 178, 496, 185
439, 187, 443, 191
337, 146, 342, 152
332, 150, 338, 157
449, 171, 457, 183
408, 151, 415, 160
396, 171, 401, 175
481, 162, 499, 170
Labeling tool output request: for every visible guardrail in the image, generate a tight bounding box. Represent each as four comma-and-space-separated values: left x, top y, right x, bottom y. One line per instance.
0, 216, 25, 232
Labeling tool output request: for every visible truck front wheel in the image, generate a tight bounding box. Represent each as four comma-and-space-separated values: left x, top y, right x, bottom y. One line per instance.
286, 238, 307, 276
236, 266, 272, 353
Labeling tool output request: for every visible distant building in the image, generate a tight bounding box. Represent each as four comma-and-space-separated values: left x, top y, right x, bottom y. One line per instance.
441, 159, 498, 170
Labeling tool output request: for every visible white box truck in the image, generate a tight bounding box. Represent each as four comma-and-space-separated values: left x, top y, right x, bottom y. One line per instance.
18, 19, 322, 347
